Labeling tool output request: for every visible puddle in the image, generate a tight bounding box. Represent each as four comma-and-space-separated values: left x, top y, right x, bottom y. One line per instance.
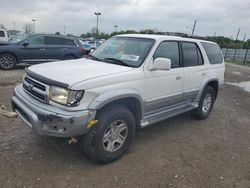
232, 71, 242, 75
226, 81, 250, 93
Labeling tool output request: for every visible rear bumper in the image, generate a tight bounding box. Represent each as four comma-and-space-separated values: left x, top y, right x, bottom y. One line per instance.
12, 84, 96, 137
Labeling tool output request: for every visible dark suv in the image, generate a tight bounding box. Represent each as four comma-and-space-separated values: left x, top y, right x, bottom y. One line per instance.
0, 34, 86, 69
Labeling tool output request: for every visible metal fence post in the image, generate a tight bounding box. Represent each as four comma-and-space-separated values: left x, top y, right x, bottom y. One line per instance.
224, 48, 228, 59
233, 48, 237, 63
243, 48, 248, 65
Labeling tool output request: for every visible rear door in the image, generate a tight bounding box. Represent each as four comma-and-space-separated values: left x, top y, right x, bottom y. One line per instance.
44, 36, 65, 60
181, 42, 207, 101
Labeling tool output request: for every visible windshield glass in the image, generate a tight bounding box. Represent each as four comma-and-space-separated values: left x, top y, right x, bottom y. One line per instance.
91, 37, 155, 67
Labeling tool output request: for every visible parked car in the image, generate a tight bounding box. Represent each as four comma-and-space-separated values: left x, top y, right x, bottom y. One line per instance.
12, 34, 225, 163
79, 40, 92, 54
0, 34, 86, 69
0, 29, 8, 43
88, 40, 102, 49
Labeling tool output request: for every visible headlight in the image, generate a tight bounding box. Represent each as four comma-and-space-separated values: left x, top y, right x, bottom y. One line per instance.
49, 86, 84, 106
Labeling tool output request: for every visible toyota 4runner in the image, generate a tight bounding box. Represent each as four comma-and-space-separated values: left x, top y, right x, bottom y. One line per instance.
12, 34, 225, 163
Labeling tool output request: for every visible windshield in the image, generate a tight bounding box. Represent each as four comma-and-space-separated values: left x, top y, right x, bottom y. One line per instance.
91, 37, 155, 67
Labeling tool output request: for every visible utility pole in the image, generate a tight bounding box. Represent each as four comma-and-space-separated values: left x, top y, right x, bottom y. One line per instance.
235, 28, 240, 41
32, 19, 36, 33
114, 25, 118, 32
64, 26, 67, 35
13, 22, 16, 30
191, 19, 197, 37
94, 12, 101, 39
214, 31, 216, 37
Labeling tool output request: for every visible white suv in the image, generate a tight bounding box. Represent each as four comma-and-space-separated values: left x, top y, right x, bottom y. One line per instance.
12, 34, 225, 163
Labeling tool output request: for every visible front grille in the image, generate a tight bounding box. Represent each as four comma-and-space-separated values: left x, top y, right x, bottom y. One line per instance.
23, 76, 48, 103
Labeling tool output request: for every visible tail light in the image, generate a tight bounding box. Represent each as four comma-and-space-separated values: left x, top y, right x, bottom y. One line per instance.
80, 48, 87, 54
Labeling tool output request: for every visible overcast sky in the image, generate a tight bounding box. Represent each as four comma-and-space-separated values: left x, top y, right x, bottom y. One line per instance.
0, 0, 249, 39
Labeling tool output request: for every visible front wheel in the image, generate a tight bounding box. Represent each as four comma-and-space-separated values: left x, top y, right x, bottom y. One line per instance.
0, 54, 17, 70
191, 86, 215, 120
82, 105, 136, 163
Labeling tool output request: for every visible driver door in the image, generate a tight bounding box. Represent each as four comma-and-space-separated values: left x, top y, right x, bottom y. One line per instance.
18, 36, 47, 63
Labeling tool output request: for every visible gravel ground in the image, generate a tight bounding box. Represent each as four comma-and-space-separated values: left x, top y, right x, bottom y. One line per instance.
0, 63, 249, 188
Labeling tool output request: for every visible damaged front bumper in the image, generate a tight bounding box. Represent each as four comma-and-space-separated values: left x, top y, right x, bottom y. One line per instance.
12, 84, 96, 137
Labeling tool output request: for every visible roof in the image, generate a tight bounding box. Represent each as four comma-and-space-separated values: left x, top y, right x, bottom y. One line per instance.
116, 34, 216, 44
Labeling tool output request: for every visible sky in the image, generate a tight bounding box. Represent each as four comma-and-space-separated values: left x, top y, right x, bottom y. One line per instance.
0, 0, 250, 39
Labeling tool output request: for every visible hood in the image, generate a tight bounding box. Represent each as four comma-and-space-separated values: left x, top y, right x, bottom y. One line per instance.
27, 58, 134, 87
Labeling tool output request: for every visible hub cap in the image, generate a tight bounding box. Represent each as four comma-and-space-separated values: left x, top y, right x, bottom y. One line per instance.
0, 56, 14, 69
202, 93, 212, 113
102, 120, 128, 152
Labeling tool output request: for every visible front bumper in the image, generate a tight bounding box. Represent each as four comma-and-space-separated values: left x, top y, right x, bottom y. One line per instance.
12, 84, 96, 137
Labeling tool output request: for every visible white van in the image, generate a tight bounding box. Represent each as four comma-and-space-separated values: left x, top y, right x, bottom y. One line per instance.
0, 29, 8, 42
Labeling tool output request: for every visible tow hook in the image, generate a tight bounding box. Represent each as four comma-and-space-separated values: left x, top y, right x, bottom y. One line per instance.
87, 119, 98, 129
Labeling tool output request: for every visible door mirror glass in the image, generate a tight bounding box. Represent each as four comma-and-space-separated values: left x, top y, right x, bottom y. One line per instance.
150, 58, 171, 71
22, 42, 29, 47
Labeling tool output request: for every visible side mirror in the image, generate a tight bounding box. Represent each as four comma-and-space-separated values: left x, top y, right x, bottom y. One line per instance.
22, 42, 29, 47
90, 48, 95, 53
149, 58, 171, 71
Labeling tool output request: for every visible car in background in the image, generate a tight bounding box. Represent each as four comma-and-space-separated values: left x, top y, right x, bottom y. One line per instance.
0, 34, 86, 69
79, 40, 92, 54
0, 29, 8, 43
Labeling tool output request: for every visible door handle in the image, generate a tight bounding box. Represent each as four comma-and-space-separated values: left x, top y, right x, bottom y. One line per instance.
39, 48, 45, 51
176, 76, 182, 80
62, 48, 68, 50
202, 72, 207, 76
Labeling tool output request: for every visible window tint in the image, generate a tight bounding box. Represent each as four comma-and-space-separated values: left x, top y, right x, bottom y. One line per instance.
64, 39, 76, 45
154, 41, 180, 68
44, 36, 64, 45
182, 42, 203, 67
0, 31, 5, 37
201, 42, 223, 64
25, 36, 44, 45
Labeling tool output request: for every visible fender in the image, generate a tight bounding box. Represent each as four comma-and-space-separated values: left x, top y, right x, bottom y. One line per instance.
194, 78, 219, 102
88, 88, 144, 113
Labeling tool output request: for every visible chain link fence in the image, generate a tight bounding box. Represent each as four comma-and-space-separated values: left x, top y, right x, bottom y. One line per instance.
222, 48, 250, 65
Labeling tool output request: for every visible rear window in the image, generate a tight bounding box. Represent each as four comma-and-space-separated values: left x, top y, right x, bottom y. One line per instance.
0, 31, 5, 37
64, 39, 76, 45
201, 42, 223, 64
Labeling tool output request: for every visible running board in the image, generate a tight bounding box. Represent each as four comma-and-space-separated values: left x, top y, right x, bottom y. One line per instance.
140, 102, 198, 128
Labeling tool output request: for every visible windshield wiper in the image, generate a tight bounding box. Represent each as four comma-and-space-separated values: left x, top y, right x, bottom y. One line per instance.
104, 57, 130, 67
87, 54, 102, 61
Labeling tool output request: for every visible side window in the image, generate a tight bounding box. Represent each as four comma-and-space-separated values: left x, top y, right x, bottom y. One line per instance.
0, 31, 5, 37
25, 36, 44, 45
64, 39, 76, 45
201, 42, 223, 64
44, 37, 64, 45
154, 41, 180, 68
182, 42, 203, 67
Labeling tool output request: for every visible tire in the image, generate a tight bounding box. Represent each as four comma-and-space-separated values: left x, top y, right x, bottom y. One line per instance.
191, 86, 215, 120
63, 55, 76, 60
82, 104, 136, 163
0, 53, 17, 70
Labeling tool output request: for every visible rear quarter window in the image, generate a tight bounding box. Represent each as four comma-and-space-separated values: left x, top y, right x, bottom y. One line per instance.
201, 42, 223, 64
64, 39, 76, 46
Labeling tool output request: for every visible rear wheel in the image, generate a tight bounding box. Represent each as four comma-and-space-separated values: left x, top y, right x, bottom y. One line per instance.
82, 104, 136, 163
191, 86, 215, 120
0, 54, 17, 70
